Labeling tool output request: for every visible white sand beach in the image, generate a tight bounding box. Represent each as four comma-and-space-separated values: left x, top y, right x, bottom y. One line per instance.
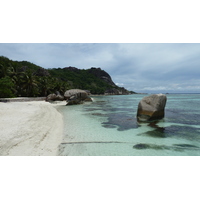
0, 101, 64, 156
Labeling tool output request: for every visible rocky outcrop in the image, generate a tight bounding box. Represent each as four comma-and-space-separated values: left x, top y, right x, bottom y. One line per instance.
64, 89, 92, 105
137, 94, 167, 122
105, 87, 130, 95
88, 67, 116, 87
34, 68, 50, 76
63, 66, 80, 73
59, 66, 134, 95
105, 88, 121, 95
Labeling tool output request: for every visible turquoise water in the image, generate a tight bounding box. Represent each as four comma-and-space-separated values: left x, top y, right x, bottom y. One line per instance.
58, 94, 200, 156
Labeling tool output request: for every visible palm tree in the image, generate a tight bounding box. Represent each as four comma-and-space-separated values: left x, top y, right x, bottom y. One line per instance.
20, 70, 39, 97
37, 76, 51, 96
0, 63, 12, 78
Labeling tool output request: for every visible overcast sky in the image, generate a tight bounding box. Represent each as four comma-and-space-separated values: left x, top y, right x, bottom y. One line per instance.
1, 43, 200, 93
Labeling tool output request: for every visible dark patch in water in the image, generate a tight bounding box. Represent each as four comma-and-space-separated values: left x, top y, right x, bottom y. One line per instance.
91, 113, 106, 117
166, 108, 200, 125
173, 144, 199, 148
102, 113, 138, 131
84, 100, 138, 131
133, 143, 166, 150
141, 122, 200, 141
102, 124, 117, 129
85, 108, 99, 112
84, 100, 134, 114
133, 143, 200, 152
83, 98, 137, 132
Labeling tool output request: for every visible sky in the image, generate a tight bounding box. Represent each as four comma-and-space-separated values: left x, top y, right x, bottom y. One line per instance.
1, 43, 200, 93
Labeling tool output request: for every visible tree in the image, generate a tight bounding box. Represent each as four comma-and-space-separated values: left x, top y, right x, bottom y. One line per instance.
0, 76, 15, 98
20, 70, 39, 97
0, 63, 11, 78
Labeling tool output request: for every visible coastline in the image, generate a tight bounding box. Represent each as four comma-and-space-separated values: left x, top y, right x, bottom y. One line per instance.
0, 100, 65, 156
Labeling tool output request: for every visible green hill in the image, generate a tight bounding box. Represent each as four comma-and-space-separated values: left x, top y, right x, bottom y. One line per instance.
0, 56, 135, 98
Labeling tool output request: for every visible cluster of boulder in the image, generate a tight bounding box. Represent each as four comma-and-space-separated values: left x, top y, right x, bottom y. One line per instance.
46, 89, 93, 105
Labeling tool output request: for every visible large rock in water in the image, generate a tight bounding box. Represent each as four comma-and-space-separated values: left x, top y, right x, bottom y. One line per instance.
137, 94, 167, 122
64, 89, 92, 105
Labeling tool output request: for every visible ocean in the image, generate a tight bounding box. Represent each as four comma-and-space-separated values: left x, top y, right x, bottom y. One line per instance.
58, 94, 200, 156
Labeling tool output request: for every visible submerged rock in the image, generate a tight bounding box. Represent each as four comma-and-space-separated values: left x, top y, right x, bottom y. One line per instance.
137, 94, 167, 122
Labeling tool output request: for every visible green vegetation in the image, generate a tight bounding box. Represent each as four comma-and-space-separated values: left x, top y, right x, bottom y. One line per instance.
48, 67, 118, 94
0, 56, 132, 98
0, 56, 70, 98
0, 76, 15, 98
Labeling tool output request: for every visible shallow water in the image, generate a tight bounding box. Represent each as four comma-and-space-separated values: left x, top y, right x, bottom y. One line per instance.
58, 94, 200, 156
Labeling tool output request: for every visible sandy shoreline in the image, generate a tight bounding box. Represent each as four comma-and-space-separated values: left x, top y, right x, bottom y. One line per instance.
0, 100, 65, 156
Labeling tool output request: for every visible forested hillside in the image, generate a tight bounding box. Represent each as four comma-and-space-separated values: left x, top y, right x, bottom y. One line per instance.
0, 56, 134, 98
